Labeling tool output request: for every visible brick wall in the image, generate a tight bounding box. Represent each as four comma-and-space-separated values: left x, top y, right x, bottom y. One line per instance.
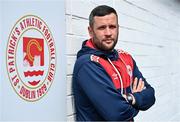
66, 0, 180, 121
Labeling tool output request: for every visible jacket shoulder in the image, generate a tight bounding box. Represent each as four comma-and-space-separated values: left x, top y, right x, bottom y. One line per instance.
117, 49, 131, 56
117, 49, 134, 65
75, 54, 91, 67
74, 54, 101, 74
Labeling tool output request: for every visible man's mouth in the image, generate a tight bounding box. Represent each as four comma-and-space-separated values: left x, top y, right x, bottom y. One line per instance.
104, 39, 113, 44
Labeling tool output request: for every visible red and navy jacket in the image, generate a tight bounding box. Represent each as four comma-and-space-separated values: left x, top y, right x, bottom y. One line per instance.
73, 39, 155, 121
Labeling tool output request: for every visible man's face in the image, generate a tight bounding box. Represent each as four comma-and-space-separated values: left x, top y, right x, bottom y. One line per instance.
88, 13, 119, 52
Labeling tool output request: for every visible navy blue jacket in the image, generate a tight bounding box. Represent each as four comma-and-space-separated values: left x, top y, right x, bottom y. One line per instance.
73, 40, 155, 121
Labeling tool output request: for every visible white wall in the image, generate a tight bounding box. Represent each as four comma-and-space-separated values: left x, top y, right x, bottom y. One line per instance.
66, 0, 180, 121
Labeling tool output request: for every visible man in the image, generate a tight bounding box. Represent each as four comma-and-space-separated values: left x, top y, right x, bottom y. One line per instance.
73, 5, 155, 121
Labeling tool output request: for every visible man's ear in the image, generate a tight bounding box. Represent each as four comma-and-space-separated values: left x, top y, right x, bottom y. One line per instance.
88, 26, 93, 38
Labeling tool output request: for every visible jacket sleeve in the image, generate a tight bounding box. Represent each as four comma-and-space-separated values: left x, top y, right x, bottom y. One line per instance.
76, 60, 139, 121
132, 59, 156, 110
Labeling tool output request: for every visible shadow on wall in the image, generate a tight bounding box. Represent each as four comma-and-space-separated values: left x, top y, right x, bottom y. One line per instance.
172, 0, 180, 4
176, 0, 180, 3
160, 0, 180, 11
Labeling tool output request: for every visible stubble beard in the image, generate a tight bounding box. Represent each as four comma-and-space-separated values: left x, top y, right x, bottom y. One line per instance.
93, 36, 118, 52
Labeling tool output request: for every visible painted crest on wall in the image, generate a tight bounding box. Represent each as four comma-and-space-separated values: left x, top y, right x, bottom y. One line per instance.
6, 15, 56, 102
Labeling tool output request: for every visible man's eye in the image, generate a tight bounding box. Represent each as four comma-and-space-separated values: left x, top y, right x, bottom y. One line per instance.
109, 25, 116, 29
98, 26, 106, 30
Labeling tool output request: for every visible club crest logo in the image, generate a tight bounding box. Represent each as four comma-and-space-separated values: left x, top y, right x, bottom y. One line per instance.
6, 15, 56, 102
126, 65, 132, 78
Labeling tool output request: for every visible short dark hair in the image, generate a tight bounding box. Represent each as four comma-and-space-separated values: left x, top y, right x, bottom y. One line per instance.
89, 5, 118, 27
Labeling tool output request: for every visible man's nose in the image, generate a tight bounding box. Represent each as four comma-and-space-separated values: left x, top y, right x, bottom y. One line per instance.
104, 27, 112, 36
